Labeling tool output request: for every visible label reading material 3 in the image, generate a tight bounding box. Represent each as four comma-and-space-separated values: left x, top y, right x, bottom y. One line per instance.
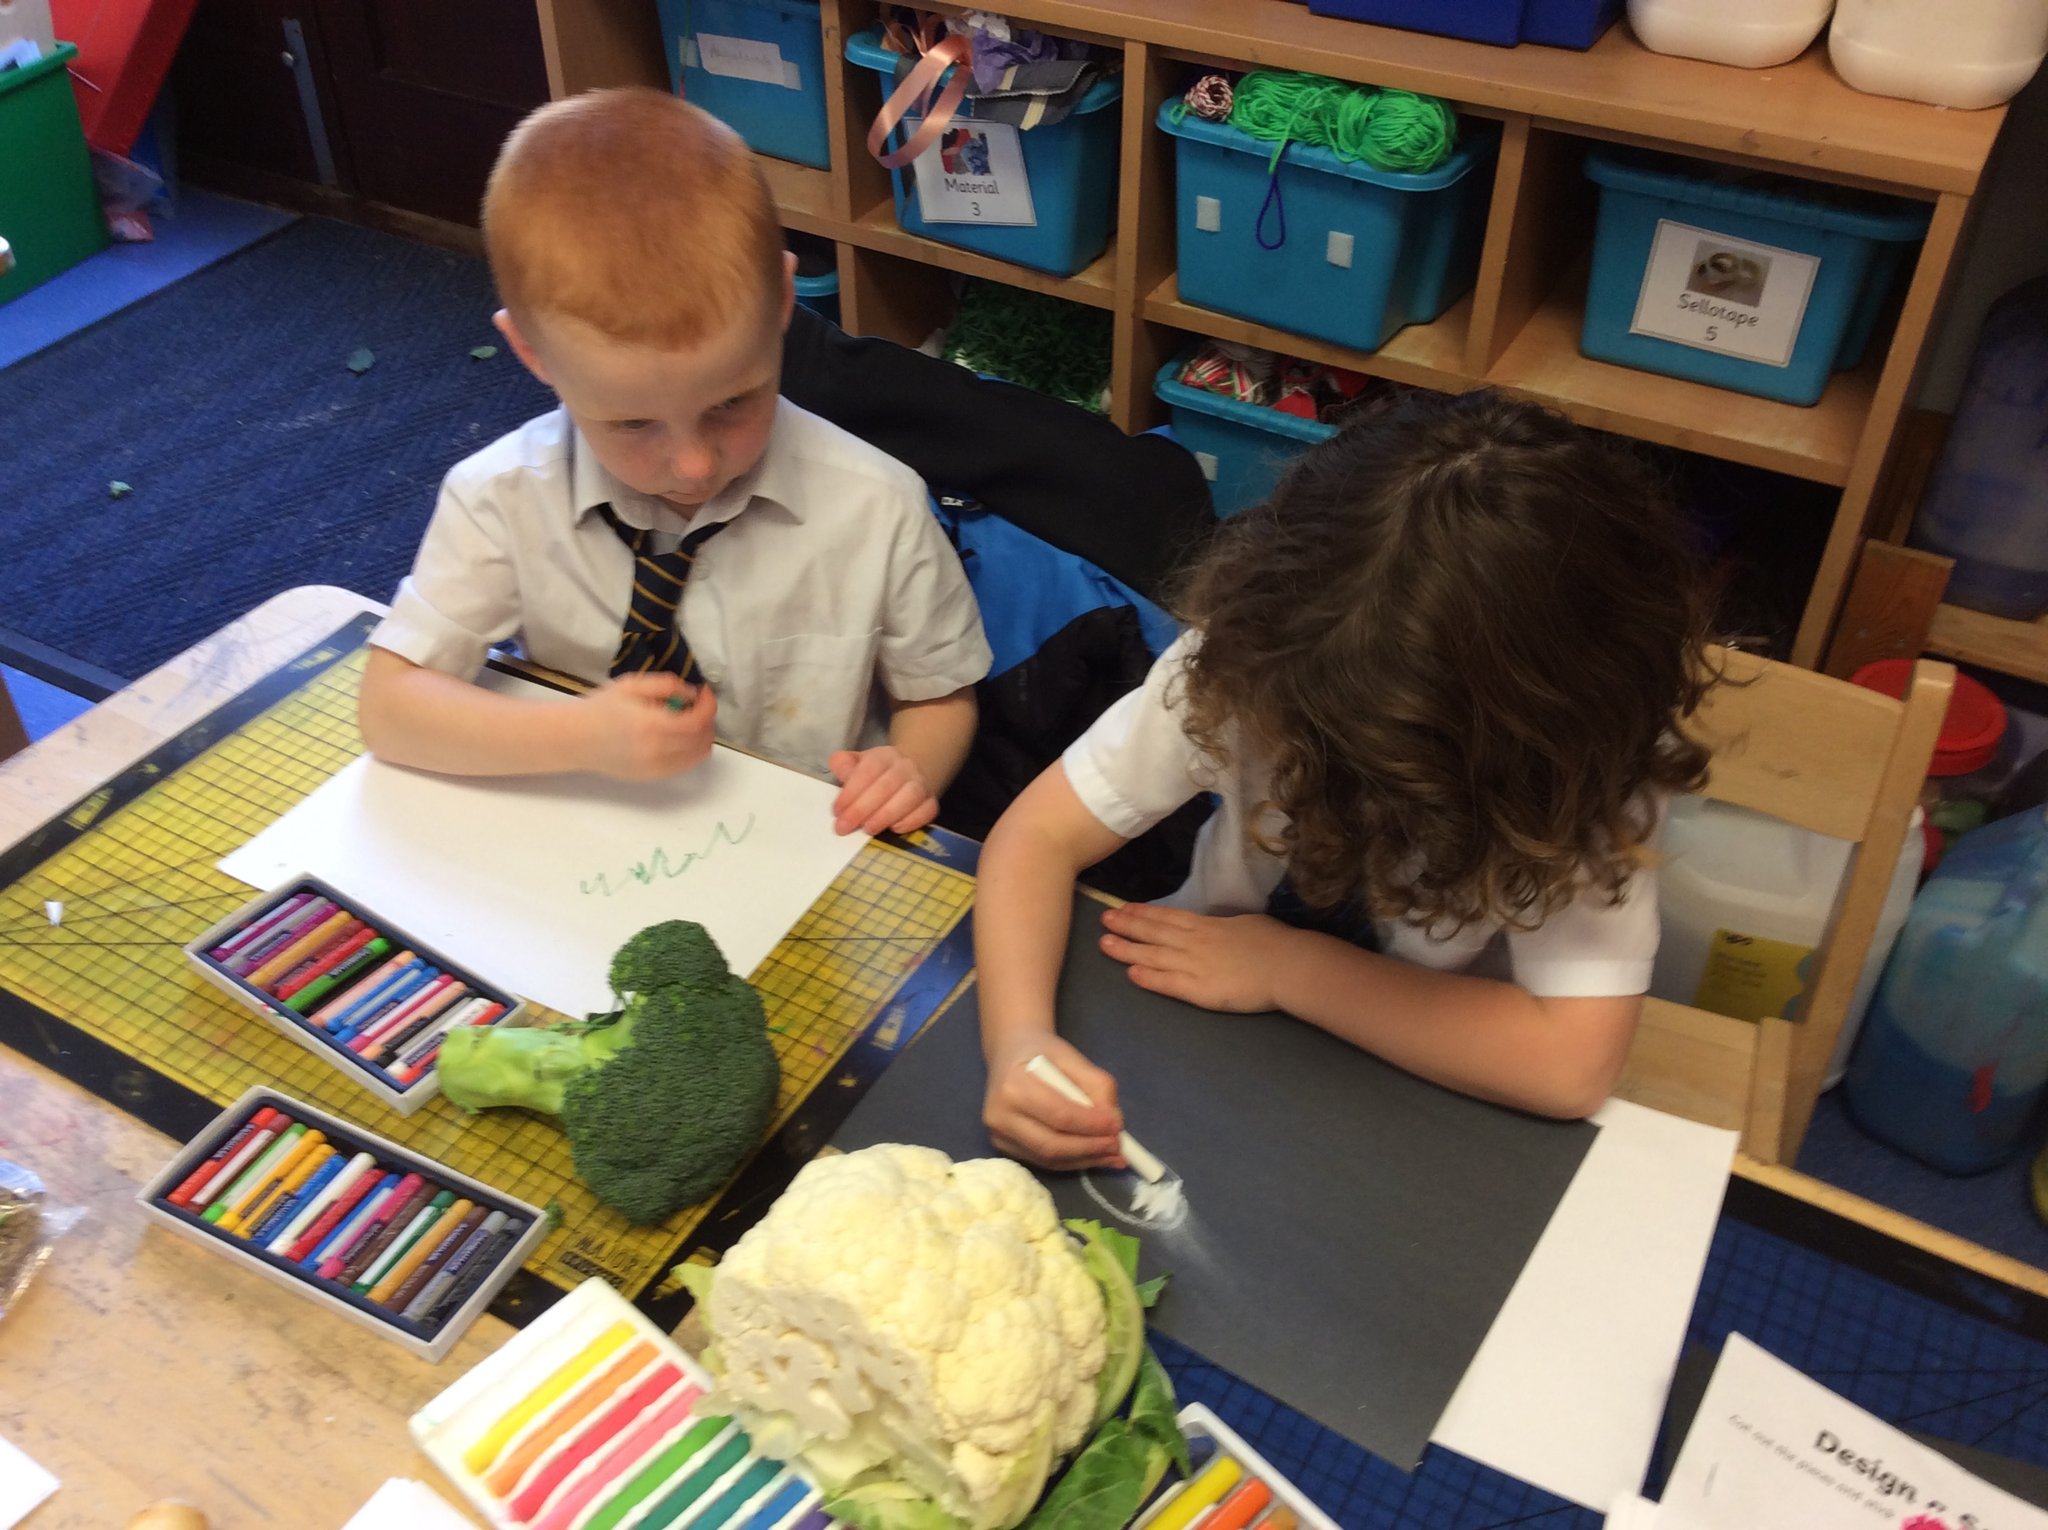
909, 119, 1038, 227
1628, 219, 1819, 369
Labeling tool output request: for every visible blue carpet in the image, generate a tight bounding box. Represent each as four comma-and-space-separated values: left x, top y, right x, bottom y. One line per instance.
1800, 1089, 2048, 1270
0, 190, 298, 370
0, 216, 553, 679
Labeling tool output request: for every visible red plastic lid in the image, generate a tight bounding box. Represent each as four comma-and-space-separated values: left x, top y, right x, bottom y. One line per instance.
1851, 659, 2008, 776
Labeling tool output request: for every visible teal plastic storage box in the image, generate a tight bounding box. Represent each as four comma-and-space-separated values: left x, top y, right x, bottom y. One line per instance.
1158, 107, 1498, 353
0, 44, 108, 305
846, 27, 1121, 277
1580, 149, 1929, 406
1155, 361, 1336, 516
794, 268, 840, 325
659, 0, 830, 168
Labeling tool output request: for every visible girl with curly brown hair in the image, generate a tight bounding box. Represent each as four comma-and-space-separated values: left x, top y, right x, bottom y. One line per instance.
977, 388, 1716, 1170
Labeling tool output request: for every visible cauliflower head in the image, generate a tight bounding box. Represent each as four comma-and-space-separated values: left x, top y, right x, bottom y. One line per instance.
697, 1145, 1110, 1530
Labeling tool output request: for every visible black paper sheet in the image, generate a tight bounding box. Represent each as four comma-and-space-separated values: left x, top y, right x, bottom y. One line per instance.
833, 894, 1599, 1470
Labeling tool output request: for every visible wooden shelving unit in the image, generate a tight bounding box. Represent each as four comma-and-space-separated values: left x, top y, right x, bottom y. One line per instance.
533, 0, 2011, 669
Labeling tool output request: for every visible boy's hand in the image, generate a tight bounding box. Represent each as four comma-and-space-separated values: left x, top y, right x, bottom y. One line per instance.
1098, 904, 1293, 1013
578, 673, 718, 780
827, 746, 939, 836
982, 1030, 1125, 1171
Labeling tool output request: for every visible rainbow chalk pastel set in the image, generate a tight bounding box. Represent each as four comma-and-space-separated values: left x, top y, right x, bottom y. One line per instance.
413, 1278, 1339, 1530
414, 1277, 828, 1530
138, 1086, 547, 1361
185, 874, 528, 1114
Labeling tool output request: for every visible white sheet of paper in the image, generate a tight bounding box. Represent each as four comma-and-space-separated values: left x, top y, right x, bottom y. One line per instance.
0, 1433, 57, 1530
1662, 1333, 2048, 1530
220, 675, 866, 1015
1433, 1098, 1738, 1510
1606, 1497, 1665, 1530
341, 1477, 475, 1529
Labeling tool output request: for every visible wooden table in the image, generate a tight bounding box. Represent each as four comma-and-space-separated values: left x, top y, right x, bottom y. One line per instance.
0, 587, 496, 1530
5, 586, 2045, 1528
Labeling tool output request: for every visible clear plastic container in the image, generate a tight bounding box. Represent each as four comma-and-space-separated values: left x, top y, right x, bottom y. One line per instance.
1911, 278, 2048, 623
1652, 794, 1920, 1089
1627, 0, 1834, 68
1830, 0, 2048, 110
1843, 807, 2048, 1174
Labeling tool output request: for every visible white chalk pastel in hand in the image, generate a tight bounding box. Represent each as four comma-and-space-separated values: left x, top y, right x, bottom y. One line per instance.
1024, 1053, 1167, 1183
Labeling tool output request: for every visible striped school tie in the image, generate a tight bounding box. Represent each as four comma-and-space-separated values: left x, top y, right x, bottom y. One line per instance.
595, 504, 729, 683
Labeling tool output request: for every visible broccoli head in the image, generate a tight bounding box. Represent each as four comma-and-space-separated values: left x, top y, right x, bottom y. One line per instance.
439, 920, 780, 1225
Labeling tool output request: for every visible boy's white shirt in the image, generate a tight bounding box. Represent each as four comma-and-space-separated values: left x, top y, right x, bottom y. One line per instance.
1062, 632, 1661, 998
372, 398, 993, 774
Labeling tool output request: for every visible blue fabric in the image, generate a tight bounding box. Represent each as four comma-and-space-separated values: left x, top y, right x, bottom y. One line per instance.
931, 497, 1180, 674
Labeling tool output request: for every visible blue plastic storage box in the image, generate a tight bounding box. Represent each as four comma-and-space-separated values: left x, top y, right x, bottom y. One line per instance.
659, 0, 831, 168
794, 268, 840, 326
1305, 0, 1621, 48
845, 27, 1122, 277
1155, 361, 1337, 516
1159, 107, 1498, 354
1580, 149, 1929, 406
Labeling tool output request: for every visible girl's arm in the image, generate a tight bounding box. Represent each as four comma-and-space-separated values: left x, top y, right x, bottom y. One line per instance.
1096, 903, 1639, 1119
976, 763, 1136, 1168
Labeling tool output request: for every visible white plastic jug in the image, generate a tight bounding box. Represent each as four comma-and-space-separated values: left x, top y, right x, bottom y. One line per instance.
1652, 795, 1921, 1088
1627, 0, 1834, 67
1831, 0, 2048, 109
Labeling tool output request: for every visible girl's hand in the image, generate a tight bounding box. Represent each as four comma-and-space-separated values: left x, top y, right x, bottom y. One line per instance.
1098, 904, 1294, 1012
578, 673, 718, 780
827, 746, 938, 836
982, 1031, 1125, 1171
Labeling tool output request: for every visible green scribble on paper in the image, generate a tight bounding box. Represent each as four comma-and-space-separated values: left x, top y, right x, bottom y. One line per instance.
579, 814, 757, 897
346, 347, 376, 375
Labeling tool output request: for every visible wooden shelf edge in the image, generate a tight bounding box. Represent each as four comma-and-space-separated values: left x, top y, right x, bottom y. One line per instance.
1926, 603, 2048, 686
1141, 276, 1472, 394
959, 0, 2001, 196
843, 202, 1119, 309
755, 156, 838, 232
1486, 268, 1869, 485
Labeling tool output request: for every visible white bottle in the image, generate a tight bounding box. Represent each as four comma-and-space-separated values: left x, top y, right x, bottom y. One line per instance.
1830, 0, 2048, 110
1652, 794, 1922, 1089
1628, 0, 1835, 68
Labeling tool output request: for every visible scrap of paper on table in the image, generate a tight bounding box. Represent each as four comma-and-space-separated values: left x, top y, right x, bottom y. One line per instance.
0, 1433, 57, 1530
340, 1476, 475, 1529
1434, 1098, 1739, 1511
1660, 1332, 2048, 1530
219, 672, 866, 1015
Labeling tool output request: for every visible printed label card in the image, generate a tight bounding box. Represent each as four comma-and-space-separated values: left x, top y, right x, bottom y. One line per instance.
908, 119, 1038, 226
1628, 220, 1820, 368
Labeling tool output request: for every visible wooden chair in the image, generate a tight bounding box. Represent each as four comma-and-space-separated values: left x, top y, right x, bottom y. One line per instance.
1615, 646, 1954, 1165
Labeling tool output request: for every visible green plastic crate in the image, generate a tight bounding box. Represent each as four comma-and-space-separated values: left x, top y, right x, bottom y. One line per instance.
0, 44, 109, 305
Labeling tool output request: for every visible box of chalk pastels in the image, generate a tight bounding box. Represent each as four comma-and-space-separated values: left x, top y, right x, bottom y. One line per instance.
138, 1086, 547, 1362
415, 1276, 1349, 1530
184, 874, 528, 1114
413, 1277, 830, 1530
1136, 1404, 1341, 1530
